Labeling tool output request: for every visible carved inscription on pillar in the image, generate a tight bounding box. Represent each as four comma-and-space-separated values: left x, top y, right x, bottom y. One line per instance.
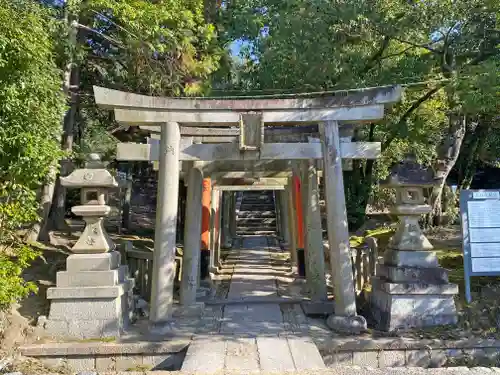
165, 145, 175, 155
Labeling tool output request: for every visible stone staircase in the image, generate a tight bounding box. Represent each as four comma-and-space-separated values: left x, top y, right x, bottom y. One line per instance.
235, 191, 277, 236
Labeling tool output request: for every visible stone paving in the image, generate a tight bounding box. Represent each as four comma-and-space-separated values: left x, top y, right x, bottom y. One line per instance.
29, 367, 500, 374
10, 367, 500, 375
181, 236, 326, 372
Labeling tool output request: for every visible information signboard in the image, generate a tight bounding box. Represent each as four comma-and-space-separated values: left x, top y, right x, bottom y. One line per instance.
460, 190, 500, 303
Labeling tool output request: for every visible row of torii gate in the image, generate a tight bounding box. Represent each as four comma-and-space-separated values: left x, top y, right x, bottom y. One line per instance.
94, 84, 404, 333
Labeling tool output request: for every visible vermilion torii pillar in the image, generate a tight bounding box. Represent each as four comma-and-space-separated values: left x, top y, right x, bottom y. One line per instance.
294, 175, 304, 249
200, 178, 211, 278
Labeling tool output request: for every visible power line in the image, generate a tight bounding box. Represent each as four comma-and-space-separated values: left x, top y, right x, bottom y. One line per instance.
89, 10, 138, 40
74, 77, 456, 99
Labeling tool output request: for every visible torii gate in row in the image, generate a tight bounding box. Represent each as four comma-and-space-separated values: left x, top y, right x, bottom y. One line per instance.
93, 85, 403, 333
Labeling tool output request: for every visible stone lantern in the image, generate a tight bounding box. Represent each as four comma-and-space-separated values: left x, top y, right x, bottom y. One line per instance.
42, 154, 133, 339
371, 155, 458, 331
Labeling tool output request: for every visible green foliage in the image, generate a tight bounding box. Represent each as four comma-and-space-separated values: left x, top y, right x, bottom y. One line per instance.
82, 0, 222, 96
0, 0, 66, 307
0, 242, 39, 309
50, 0, 225, 161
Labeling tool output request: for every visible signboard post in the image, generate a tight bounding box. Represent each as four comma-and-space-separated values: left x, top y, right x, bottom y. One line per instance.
460, 190, 500, 303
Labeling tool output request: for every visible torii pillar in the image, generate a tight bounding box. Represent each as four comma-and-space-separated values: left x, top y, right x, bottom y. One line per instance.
149, 122, 180, 330
321, 120, 367, 334
180, 162, 203, 306
200, 178, 211, 279
293, 173, 305, 275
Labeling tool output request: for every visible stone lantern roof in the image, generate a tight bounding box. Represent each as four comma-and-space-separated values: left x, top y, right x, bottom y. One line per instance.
380, 154, 441, 188
60, 153, 118, 189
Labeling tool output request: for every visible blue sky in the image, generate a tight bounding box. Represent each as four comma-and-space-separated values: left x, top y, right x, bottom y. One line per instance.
228, 27, 267, 59
230, 41, 243, 56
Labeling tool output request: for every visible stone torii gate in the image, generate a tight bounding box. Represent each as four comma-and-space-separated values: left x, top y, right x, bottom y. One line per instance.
93, 85, 403, 333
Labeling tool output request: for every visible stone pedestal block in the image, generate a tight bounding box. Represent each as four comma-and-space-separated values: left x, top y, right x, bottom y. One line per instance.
371, 263, 459, 331
66, 252, 121, 272
383, 249, 439, 268
371, 276, 458, 331
376, 263, 449, 284
44, 251, 134, 339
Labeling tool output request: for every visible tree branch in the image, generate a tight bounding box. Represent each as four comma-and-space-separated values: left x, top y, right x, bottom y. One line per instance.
380, 45, 414, 61
382, 85, 445, 150
360, 36, 391, 74
441, 22, 460, 74
75, 22, 124, 48
391, 36, 443, 54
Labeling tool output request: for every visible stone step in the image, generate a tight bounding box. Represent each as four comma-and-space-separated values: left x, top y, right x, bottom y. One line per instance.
243, 192, 272, 195
241, 197, 274, 201
236, 211, 276, 222
182, 336, 325, 372
237, 211, 276, 218
241, 201, 273, 205
241, 196, 273, 200
236, 220, 276, 225
241, 199, 274, 205
235, 222, 277, 228
240, 205, 275, 210
181, 338, 225, 372
241, 200, 273, 203
236, 218, 277, 224
236, 225, 276, 232
236, 221, 276, 226
236, 229, 277, 235
237, 218, 276, 223
241, 196, 274, 200
243, 200, 273, 203
242, 195, 274, 201
203, 296, 307, 305
240, 207, 274, 211
241, 203, 274, 206
236, 217, 276, 222
243, 201, 274, 203
241, 198, 273, 202
236, 230, 277, 235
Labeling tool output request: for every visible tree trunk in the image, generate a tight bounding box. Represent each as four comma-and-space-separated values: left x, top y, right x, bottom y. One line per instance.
344, 124, 376, 230
50, 113, 76, 231
427, 112, 467, 227
121, 163, 132, 231
359, 124, 376, 213
458, 116, 489, 190
24, 165, 57, 243
49, 7, 81, 231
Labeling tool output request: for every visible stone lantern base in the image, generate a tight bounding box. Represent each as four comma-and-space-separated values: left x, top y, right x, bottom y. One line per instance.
370, 250, 458, 331
42, 251, 135, 339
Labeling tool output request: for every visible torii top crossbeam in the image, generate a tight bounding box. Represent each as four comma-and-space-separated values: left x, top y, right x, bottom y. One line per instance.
95, 84, 403, 165
93, 85, 402, 126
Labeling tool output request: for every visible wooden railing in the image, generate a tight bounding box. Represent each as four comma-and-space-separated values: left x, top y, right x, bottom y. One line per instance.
351, 236, 378, 295
122, 243, 182, 302
123, 246, 154, 301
